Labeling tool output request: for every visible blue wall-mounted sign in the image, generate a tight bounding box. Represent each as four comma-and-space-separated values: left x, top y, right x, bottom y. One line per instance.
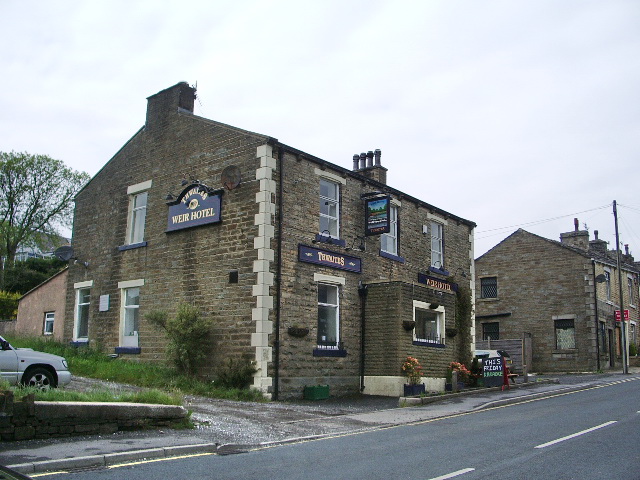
167, 183, 223, 232
365, 196, 390, 236
298, 245, 362, 273
418, 273, 458, 293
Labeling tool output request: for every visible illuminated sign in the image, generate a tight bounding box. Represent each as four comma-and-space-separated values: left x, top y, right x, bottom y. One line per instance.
417, 273, 458, 293
365, 196, 390, 236
166, 183, 223, 232
298, 245, 362, 273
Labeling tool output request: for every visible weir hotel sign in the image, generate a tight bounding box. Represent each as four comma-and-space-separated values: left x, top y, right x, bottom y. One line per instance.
166, 183, 223, 232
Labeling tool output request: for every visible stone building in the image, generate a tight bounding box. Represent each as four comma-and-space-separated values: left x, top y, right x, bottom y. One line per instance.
475, 221, 639, 373
64, 82, 476, 398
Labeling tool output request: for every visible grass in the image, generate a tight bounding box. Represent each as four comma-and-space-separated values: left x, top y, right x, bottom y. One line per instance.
5, 335, 267, 403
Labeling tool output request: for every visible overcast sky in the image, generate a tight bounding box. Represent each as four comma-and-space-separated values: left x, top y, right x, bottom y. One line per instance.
1, 0, 638, 257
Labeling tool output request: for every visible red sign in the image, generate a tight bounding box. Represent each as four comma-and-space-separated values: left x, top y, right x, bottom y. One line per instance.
615, 310, 630, 321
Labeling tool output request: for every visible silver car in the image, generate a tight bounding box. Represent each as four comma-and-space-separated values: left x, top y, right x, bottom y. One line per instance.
0, 335, 71, 388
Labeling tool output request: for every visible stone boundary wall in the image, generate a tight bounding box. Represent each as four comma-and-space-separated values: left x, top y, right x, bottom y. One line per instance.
0, 391, 188, 441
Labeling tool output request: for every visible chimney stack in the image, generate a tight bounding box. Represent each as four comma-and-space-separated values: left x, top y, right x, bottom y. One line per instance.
560, 218, 589, 251
352, 148, 388, 184
589, 229, 608, 255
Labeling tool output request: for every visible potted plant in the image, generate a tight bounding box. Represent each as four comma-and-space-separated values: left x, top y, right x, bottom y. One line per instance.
401, 356, 425, 396
448, 361, 471, 390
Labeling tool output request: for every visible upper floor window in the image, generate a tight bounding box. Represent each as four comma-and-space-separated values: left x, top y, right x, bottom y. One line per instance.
128, 191, 148, 244
125, 180, 152, 246
381, 205, 398, 256
628, 276, 635, 306
480, 277, 498, 299
319, 179, 339, 238
604, 270, 611, 301
430, 221, 444, 269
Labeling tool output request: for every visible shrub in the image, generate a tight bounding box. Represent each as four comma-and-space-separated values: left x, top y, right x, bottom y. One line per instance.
146, 304, 213, 376
630, 343, 638, 357
215, 357, 258, 390
0, 291, 20, 320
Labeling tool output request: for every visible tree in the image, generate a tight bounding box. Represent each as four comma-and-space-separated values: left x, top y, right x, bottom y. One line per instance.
0, 151, 89, 288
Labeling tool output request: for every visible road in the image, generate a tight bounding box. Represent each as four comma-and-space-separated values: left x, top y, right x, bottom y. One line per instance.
32, 377, 640, 479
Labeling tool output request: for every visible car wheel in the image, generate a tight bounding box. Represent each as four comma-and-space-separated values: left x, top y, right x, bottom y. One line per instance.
22, 367, 56, 389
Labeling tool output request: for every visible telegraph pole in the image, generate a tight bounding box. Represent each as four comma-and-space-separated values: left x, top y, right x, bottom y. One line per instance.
613, 200, 628, 374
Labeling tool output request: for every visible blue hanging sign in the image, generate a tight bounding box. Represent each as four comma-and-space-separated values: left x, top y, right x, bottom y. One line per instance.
166, 183, 223, 232
298, 245, 362, 273
365, 196, 390, 236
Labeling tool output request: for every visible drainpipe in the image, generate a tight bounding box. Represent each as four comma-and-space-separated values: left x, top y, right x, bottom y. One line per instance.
273, 146, 284, 400
592, 259, 601, 371
358, 281, 368, 392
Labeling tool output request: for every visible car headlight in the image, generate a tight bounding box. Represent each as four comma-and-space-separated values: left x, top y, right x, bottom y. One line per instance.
62, 359, 69, 369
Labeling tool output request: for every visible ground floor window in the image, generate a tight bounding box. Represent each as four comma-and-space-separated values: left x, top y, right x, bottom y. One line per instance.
555, 318, 576, 349
121, 287, 140, 347
317, 283, 339, 348
482, 322, 499, 340
74, 286, 91, 340
413, 300, 445, 345
43, 312, 54, 335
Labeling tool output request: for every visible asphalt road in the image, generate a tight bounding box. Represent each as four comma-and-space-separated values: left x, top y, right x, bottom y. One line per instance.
33, 374, 640, 480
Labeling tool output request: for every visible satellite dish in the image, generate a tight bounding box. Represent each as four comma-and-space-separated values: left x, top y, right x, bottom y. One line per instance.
221, 165, 241, 190
54, 246, 74, 262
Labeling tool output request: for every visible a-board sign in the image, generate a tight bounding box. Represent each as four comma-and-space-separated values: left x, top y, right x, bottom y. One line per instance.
482, 357, 504, 387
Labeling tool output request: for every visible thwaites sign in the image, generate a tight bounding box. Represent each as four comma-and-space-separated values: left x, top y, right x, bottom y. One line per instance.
166, 183, 223, 232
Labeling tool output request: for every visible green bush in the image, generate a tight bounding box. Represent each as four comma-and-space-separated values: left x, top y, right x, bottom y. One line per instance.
146, 304, 213, 376
630, 343, 638, 357
0, 291, 20, 320
216, 357, 258, 389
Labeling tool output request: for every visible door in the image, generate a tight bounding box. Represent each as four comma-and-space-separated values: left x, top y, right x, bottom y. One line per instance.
0, 339, 19, 384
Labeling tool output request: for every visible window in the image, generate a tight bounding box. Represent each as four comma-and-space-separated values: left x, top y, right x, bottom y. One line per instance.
317, 283, 339, 348
628, 276, 635, 306
430, 221, 444, 269
482, 322, 499, 340
128, 191, 148, 245
381, 205, 398, 255
604, 270, 611, 301
555, 318, 576, 349
413, 300, 445, 345
121, 287, 140, 347
319, 179, 339, 238
43, 312, 54, 335
74, 287, 91, 340
480, 277, 498, 299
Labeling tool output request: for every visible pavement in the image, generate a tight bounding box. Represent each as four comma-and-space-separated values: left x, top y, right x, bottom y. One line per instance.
2, 369, 640, 475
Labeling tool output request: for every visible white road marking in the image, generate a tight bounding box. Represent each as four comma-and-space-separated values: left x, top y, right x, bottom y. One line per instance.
535, 421, 617, 449
429, 468, 476, 479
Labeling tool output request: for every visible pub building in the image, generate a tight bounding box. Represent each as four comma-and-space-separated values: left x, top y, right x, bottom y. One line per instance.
65, 82, 476, 399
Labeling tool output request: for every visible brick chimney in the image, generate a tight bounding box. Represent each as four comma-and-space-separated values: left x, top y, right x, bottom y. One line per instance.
588, 230, 608, 255
352, 149, 387, 184
145, 82, 196, 131
560, 218, 589, 251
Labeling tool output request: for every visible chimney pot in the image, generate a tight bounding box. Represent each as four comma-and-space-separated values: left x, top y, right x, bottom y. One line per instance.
366, 151, 374, 168
374, 149, 381, 166
574, 218, 579, 232
360, 153, 366, 169
594, 230, 599, 240
353, 154, 360, 170
625, 244, 630, 255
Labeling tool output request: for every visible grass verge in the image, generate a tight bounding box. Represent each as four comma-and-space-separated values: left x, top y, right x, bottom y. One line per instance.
5, 336, 267, 403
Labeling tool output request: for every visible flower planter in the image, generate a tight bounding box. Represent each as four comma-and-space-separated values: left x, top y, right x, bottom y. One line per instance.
287, 326, 309, 338
403, 383, 426, 397
445, 383, 452, 392
402, 320, 416, 331
303, 384, 329, 400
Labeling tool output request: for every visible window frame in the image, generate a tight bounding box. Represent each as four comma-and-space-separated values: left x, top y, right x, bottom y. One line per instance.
118, 279, 144, 348
604, 269, 612, 301
127, 191, 148, 245
319, 178, 340, 239
482, 322, 500, 340
480, 276, 498, 299
627, 275, 635, 307
317, 282, 340, 349
430, 221, 444, 269
43, 312, 55, 336
381, 205, 398, 256
73, 282, 92, 341
554, 316, 576, 350
412, 300, 445, 346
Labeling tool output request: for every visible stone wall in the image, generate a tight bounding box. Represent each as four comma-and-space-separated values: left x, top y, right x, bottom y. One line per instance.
0, 391, 187, 441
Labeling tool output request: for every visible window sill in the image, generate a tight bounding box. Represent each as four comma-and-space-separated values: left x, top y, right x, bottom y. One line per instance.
70, 340, 89, 347
552, 349, 578, 355
118, 242, 148, 252
379, 250, 405, 263
429, 266, 450, 276
314, 234, 346, 247
478, 298, 499, 302
313, 348, 347, 357
115, 347, 141, 355
412, 340, 446, 348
